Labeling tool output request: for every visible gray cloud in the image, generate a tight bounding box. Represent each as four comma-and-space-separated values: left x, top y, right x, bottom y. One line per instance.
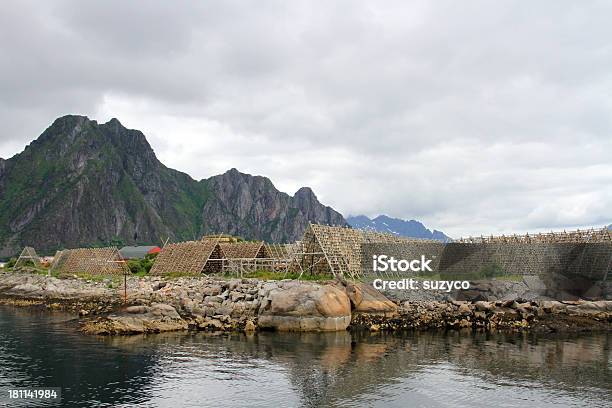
1, 0, 611, 237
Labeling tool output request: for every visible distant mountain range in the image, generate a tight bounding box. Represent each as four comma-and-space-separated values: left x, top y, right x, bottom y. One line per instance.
346, 215, 451, 241
0, 115, 346, 256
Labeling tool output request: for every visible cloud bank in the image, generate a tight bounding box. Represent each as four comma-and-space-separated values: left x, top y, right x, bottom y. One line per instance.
1, 0, 611, 237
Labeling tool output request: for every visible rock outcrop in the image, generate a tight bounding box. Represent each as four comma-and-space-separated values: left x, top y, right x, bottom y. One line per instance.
0, 272, 112, 300
82, 303, 188, 335
258, 282, 351, 331
343, 282, 398, 315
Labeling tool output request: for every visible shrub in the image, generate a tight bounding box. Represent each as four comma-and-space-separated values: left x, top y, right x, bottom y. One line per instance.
127, 253, 157, 275
127, 259, 144, 274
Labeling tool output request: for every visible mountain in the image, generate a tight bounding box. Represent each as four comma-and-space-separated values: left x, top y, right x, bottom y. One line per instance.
202, 171, 343, 242
347, 215, 451, 241
0, 115, 346, 257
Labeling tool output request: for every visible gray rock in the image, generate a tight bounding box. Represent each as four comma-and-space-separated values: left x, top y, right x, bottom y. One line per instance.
523, 275, 547, 293
202, 285, 222, 296
125, 305, 148, 314
474, 301, 494, 312
230, 291, 245, 302
82, 303, 186, 335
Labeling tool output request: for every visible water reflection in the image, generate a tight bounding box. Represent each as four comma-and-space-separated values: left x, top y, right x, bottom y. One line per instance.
0, 306, 161, 407
0, 305, 610, 407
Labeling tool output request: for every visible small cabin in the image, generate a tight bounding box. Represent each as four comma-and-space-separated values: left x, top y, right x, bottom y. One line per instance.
119, 246, 161, 260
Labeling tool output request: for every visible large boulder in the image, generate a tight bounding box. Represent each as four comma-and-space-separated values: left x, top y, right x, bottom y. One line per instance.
344, 283, 398, 315
82, 303, 188, 335
258, 283, 351, 331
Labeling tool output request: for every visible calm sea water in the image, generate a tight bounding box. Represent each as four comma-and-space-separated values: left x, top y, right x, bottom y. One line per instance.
0, 305, 610, 408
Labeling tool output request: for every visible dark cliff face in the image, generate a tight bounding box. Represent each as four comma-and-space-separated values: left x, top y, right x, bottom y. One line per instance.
0, 115, 346, 256
201, 169, 346, 242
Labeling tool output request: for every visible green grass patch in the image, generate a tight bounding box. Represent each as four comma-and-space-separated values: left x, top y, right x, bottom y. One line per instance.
163, 272, 201, 279
32, 268, 60, 278
3, 264, 60, 278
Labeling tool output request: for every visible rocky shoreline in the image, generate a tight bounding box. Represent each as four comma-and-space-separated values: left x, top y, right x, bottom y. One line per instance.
0, 272, 610, 335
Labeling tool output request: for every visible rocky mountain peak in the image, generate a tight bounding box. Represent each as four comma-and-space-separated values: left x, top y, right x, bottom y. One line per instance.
219, 168, 251, 184
106, 117, 123, 127
99, 118, 155, 156
32, 115, 93, 149
292, 187, 321, 220
222, 168, 267, 181
51, 114, 91, 128
294, 186, 316, 200
210, 168, 278, 196
28, 115, 155, 160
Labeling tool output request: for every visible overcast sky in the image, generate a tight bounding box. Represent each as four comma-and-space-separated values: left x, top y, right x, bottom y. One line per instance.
1, 1, 611, 237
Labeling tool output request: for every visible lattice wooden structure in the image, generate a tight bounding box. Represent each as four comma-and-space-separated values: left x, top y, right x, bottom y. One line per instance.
149, 238, 222, 275
456, 227, 612, 244
298, 223, 433, 279
210, 241, 300, 276
50, 247, 128, 276
219, 242, 266, 259
14, 246, 42, 268
264, 243, 299, 260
